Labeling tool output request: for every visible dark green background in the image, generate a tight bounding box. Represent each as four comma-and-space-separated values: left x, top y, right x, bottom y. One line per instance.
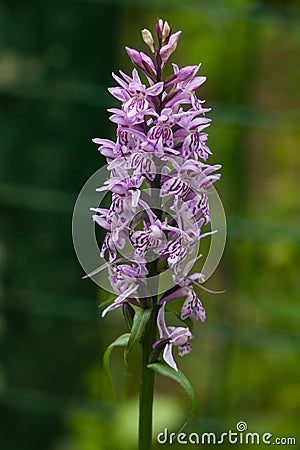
0, 0, 299, 449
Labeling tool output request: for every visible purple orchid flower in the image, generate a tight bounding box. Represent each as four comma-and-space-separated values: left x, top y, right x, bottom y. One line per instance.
164, 64, 200, 88
108, 262, 148, 294
131, 220, 166, 261
159, 257, 207, 322
147, 108, 175, 147
90, 18, 222, 374
125, 47, 157, 82
160, 31, 182, 64
154, 302, 193, 371
181, 288, 206, 322
179, 116, 212, 160
109, 69, 163, 121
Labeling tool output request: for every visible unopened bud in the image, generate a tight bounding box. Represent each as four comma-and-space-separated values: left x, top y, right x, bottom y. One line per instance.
125, 46, 143, 67
162, 21, 171, 42
141, 28, 155, 53
160, 31, 182, 62
156, 18, 164, 38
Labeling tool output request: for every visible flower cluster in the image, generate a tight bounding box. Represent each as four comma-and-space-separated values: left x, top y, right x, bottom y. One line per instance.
92, 19, 221, 371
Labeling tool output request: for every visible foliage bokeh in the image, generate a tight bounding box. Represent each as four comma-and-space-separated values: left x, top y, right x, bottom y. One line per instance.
0, 0, 299, 449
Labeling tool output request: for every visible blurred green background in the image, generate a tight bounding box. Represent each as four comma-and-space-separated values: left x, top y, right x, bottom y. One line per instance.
0, 0, 299, 449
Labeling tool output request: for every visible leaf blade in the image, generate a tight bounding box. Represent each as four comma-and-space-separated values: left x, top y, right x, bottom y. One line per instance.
125, 307, 152, 361
103, 333, 130, 397
148, 361, 195, 433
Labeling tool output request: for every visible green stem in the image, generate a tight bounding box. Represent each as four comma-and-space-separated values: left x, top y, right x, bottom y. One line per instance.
138, 304, 157, 450
139, 172, 161, 449
138, 28, 163, 441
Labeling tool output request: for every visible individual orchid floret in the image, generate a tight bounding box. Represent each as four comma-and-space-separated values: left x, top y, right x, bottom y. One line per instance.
181, 288, 206, 322
164, 74, 207, 108
159, 270, 206, 322
125, 147, 156, 181
160, 31, 181, 64
164, 64, 200, 88
109, 69, 163, 121
131, 220, 166, 261
92, 138, 121, 162
96, 169, 144, 216
161, 20, 171, 43
125, 47, 157, 81
101, 284, 138, 317
153, 302, 193, 371
160, 160, 221, 223
108, 262, 148, 294
180, 117, 212, 160
155, 18, 171, 44
147, 108, 175, 147
141, 28, 155, 53
91, 207, 113, 232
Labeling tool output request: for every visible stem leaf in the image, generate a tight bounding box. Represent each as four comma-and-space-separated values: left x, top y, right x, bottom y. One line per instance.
125, 308, 152, 362
148, 361, 195, 433
103, 333, 130, 396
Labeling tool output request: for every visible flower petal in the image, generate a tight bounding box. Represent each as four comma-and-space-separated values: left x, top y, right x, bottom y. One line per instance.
101, 284, 138, 317
181, 289, 206, 322
146, 82, 164, 96
163, 343, 178, 371
157, 303, 169, 338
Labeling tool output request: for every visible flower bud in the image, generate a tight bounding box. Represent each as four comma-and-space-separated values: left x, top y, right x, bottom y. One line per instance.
156, 18, 164, 39
125, 46, 143, 67
162, 20, 171, 42
177, 65, 199, 81
164, 65, 199, 88
141, 28, 155, 53
160, 31, 181, 63
125, 47, 156, 80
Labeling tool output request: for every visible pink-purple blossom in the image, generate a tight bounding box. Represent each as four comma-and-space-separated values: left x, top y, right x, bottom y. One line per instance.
92, 18, 221, 371
153, 302, 193, 371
